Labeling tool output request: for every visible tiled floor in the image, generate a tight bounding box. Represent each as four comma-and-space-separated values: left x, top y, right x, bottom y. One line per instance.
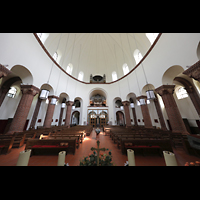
0, 129, 199, 166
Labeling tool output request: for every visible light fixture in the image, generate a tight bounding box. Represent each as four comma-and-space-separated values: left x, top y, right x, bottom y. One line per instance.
61, 103, 66, 108
72, 105, 75, 110
130, 103, 134, 108
40, 89, 49, 100
146, 90, 155, 100
120, 106, 124, 110
139, 98, 146, 105
51, 98, 57, 105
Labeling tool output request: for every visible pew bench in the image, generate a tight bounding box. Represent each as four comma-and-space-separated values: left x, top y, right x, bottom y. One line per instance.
120, 139, 173, 156
0, 137, 15, 154
25, 138, 76, 155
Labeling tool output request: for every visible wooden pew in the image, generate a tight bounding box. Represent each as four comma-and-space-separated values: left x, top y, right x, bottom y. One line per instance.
25, 138, 76, 155
0, 137, 15, 154
120, 138, 173, 156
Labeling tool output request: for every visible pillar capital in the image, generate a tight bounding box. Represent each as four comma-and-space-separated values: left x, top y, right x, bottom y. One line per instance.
48, 95, 59, 100
122, 101, 130, 106
183, 60, 200, 82
155, 85, 175, 96
0, 64, 11, 78
20, 85, 40, 96
66, 101, 74, 106
136, 95, 147, 101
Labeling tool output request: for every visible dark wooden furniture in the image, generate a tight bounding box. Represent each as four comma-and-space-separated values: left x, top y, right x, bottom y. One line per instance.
25, 138, 76, 155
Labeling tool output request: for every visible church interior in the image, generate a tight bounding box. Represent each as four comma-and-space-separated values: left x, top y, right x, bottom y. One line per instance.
1, 33, 200, 166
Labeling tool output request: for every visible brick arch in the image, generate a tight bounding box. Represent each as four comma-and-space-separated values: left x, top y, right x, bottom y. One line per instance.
0, 76, 22, 106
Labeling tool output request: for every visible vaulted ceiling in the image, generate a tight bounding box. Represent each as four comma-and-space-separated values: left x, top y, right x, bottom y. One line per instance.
36, 33, 159, 83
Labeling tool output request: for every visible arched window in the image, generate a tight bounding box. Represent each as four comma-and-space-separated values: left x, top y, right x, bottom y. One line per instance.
133, 49, 143, 65
112, 71, 118, 81
7, 87, 17, 98
37, 33, 42, 38
122, 63, 129, 75
176, 86, 188, 100
52, 52, 58, 61
78, 71, 84, 81
66, 63, 73, 75
145, 33, 159, 45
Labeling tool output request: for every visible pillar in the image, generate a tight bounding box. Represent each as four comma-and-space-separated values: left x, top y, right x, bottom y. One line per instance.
7, 85, 40, 135
131, 107, 138, 126
58, 106, 64, 126
155, 85, 189, 134
153, 97, 167, 130
64, 101, 74, 128
185, 86, 200, 117
29, 97, 42, 129
122, 101, 132, 128
183, 60, 200, 82
0, 85, 10, 106
136, 95, 153, 129
43, 95, 59, 128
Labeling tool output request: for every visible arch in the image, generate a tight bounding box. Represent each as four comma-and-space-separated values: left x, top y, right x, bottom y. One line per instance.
89, 88, 108, 104
40, 83, 54, 96
141, 83, 155, 96
162, 65, 184, 85
10, 65, 33, 85
197, 41, 200, 60
73, 97, 83, 108
126, 92, 137, 103
58, 92, 69, 103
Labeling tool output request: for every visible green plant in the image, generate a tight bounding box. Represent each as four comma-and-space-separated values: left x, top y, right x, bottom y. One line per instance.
79, 150, 113, 166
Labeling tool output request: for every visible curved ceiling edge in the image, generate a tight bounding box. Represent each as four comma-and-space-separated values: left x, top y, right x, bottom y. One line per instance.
33, 33, 162, 85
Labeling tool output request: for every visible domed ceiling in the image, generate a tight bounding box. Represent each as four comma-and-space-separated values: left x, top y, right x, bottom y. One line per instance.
35, 33, 160, 83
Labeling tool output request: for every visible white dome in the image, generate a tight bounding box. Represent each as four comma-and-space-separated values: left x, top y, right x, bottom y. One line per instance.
35, 33, 160, 83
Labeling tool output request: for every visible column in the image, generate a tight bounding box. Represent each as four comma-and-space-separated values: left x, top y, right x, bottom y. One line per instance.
183, 60, 200, 82
136, 95, 153, 129
131, 107, 138, 126
153, 97, 167, 130
0, 64, 11, 79
58, 106, 64, 126
0, 85, 10, 106
185, 86, 200, 117
64, 101, 74, 128
43, 95, 59, 128
122, 101, 132, 128
29, 97, 42, 129
6, 85, 40, 135
155, 85, 189, 134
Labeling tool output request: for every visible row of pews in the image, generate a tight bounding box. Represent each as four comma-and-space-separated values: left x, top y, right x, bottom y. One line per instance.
103, 125, 195, 156
0, 125, 93, 156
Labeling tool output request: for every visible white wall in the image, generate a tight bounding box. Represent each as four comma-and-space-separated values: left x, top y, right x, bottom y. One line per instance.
0, 33, 200, 130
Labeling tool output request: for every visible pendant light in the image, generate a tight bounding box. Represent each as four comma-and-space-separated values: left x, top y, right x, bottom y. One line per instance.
133, 33, 155, 101
51, 98, 57, 105
40, 89, 49, 100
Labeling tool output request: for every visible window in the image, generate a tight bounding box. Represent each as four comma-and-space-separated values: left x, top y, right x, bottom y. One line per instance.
66, 63, 73, 75
7, 87, 17, 98
145, 33, 159, 45
52, 52, 58, 61
176, 87, 188, 100
37, 33, 42, 38
133, 49, 143, 64
78, 71, 84, 81
122, 63, 129, 75
112, 71, 118, 81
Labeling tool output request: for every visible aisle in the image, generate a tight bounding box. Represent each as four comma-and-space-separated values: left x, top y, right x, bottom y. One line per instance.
64, 128, 129, 166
